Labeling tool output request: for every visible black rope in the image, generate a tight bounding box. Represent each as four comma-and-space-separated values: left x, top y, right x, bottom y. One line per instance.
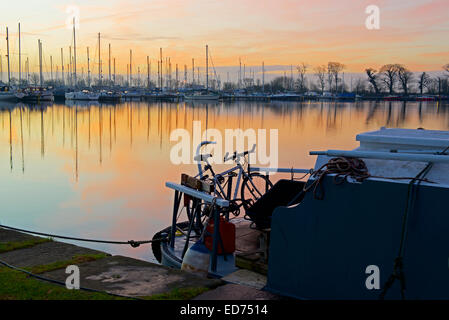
379, 162, 433, 300
0, 257, 141, 300
0, 224, 166, 248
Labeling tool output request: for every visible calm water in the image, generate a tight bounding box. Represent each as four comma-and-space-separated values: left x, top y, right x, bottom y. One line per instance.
1, 100, 448, 262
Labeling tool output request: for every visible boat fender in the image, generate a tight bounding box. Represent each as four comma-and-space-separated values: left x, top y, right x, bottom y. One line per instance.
181, 240, 210, 277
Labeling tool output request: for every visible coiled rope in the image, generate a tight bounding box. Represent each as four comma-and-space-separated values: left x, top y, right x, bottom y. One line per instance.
303, 157, 434, 200
303, 157, 370, 200
0, 224, 166, 248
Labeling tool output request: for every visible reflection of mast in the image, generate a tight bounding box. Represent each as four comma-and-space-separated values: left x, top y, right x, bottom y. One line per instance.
99, 106, 103, 164
147, 104, 150, 141
114, 105, 116, 143
109, 108, 112, 153
20, 107, 24, 173
88, 107, 91, 149
9, 109, 12, 171
40, 108, 45, 158
130, 103, 133, 147
63, 107, 65, 146
75, 106, 78, 181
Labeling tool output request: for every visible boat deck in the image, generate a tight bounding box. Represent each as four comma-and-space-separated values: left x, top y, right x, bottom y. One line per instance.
232, 218, 269, 276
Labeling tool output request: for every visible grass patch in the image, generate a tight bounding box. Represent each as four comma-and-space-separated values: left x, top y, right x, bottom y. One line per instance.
143, 287, 210, 300
0, 238, 52, 253
26, 253, 109, 274
0, 267, 129, 300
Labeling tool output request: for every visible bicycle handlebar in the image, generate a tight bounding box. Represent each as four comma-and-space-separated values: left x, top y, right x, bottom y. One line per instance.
223, 144, 256, 162
194, 153, 213, 162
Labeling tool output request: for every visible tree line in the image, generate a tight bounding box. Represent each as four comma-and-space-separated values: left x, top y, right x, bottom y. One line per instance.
223, 62, 449, 95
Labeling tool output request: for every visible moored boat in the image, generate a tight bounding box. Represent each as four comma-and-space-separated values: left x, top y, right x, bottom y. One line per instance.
65, 90, 100, 101
16, 87, 54, 102
184, 92, 220, 101
0, 85, 17, 101
156, 127, 449, 299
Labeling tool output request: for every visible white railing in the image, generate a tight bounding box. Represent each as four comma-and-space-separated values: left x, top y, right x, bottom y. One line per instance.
310, 149, 449, 163
165, 182, 229, 207
250, 167, 312, 174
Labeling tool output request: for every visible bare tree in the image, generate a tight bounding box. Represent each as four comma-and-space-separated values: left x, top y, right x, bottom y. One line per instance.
326, 64, 333, 92
397, 65, 414, 95
315, 65, 326, 94
353, 78, 365, 94
296, 62, 308, 93
365, 68, 381, 94
328, 62, 345, 92
380, 64, 401, 94
418, 72, 431, 94
443, 64, 449, 75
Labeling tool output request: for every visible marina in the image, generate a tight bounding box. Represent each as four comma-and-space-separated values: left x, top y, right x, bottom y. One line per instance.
0, 0, 448, 306
1, 98, 449, 300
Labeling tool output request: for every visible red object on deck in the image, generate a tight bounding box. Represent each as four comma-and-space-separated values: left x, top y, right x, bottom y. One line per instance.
205, 217, 236, 254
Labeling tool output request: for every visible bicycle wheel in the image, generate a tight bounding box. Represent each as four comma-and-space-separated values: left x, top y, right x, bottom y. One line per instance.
241, 172, 273, 210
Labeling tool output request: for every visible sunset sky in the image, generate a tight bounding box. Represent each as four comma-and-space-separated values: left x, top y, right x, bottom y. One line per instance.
0, 0, 448, 78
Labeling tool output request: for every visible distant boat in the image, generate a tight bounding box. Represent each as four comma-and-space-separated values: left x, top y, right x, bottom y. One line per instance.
16, 87, 54, 102
99, 91, 122, 102
122, 90, 144, 99
383, 95, 401, 101
0, 85, 17, 101
184, 92, 219, 101
65, 90, 100, 101
416, 95, 436, 102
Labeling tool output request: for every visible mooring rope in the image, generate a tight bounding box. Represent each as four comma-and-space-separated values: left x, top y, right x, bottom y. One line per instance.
379, 162, 433, 300
0, 224, 166, 248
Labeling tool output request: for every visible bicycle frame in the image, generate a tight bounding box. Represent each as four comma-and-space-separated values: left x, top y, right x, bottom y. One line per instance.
202, 159, 263, 202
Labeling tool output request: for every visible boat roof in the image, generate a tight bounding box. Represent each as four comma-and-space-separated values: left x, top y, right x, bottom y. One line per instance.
357, 127, 449, 151
313, 127, 449, 187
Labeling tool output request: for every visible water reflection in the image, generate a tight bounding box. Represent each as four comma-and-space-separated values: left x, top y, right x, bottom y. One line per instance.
0, 100, 448, 262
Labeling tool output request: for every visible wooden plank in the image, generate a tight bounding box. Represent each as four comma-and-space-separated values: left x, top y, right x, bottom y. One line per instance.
181, 173, 214, 193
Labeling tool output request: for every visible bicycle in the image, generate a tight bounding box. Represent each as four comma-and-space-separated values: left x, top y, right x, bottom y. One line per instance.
194, 141, 273, 213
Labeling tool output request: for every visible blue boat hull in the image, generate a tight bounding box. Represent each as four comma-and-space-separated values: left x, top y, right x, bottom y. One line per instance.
266, 176, 449, 299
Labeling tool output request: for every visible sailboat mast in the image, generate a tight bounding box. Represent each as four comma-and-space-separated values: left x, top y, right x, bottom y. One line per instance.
175, 63, 178, 90
147, 56, 150, 88
129, 49, 132, 87
61, 48, 64, 85
108, 44, 111, 83
38, 40, 43, 87
206, 45, 209, 92
73, 17, 77, 86
87, 47, 90, 86
159, 48, 162, 90
18, 23, 21, 84
262, 61, 265, 93
98, 33, 101, 84
50, 55, 53, 82
6, 27, 11, 86
192, 58, 195, 86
